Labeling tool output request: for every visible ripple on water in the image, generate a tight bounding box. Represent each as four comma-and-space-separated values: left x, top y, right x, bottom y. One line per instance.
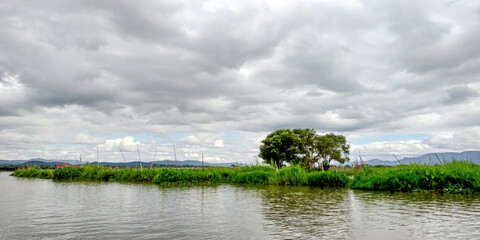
1, 172, 479, 240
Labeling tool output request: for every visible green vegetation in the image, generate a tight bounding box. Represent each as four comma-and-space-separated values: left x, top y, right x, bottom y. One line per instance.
11, 161, 480, 194
11, 164, 348, 188
259, 128, 350, 170
352, 161, 480, 194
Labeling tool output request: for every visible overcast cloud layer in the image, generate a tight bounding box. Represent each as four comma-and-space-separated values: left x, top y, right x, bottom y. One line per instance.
1, 0, 480, 163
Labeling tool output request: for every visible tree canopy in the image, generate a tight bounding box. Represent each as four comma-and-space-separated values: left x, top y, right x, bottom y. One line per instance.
259, 129, 350, 170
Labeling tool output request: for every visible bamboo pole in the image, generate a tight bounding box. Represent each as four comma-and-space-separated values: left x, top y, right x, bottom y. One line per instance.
151, 148, 157, 169
359, 155, 365, 165
137, 144, 143, 172
96, 146, 99, 167
434, 153, 444, 166
118, 146, 127, 164
173, 145, 177, 168
392, 153, 402, 165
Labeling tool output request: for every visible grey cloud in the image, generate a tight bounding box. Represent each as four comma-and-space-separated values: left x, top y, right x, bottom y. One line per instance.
446, 85, 479, 103
1, 0, 480, 162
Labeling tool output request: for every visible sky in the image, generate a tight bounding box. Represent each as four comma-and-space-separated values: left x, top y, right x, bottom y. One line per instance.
1, 0, 480, 164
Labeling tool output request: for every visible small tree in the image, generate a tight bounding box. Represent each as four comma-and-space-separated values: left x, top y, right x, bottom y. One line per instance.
315, 134, 350, 170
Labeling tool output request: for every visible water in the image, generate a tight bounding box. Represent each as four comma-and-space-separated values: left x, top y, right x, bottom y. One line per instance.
1, 171, 479, 239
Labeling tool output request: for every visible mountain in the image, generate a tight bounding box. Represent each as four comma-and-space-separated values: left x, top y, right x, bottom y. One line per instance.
0, 158, 246, 168
343, 151, 480, 166
3, 151, 479, 168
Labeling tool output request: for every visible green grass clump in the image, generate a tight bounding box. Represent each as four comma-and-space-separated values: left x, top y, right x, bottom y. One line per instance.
269, 165, 306, 185
12, 167, 54, 179
352, 161, 480, 194
234, 171, 273, 184
11, 161, 479, 194
306, 171, 350, 187
53, 167, 83, 180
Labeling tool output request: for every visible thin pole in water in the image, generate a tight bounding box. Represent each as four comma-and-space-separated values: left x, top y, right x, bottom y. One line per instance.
151, 148, 157, 169
392, 153, 401, 165
358, 152, 365, 165
96, 146, 100, 167
49, 152, 53, 168
33, 160, 43, 172
173, 145, 177, 168
434, 153, 444, 166
137, 144, 143, 172
118, 146, 127, 164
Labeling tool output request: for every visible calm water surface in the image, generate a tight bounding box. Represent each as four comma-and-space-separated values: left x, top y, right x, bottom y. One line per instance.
1, 171, 479, 239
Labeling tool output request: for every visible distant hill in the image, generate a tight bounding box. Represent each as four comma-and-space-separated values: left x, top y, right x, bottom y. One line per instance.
3, 151, 479, 168
343, 151, 480, 166
0, 158, 246, 168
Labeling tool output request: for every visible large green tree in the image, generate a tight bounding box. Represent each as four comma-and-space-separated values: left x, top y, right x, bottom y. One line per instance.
258, 129, 302, 169
259, 129, 350, 170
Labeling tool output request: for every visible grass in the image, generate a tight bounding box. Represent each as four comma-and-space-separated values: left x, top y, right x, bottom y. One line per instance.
11, 164, 349, 188
11, 161, 480, 194
351, 161, 480, 194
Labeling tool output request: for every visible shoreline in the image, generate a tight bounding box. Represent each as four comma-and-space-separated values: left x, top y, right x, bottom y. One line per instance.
11, 161, 480, 194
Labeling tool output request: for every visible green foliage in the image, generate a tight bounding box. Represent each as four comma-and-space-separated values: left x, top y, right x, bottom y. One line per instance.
315, 134, 350, 169
259, 128, 350, 169
53, 167, 83, 180
352, 161, 480, 194
269, 165, 306, 185
11, 162, 480, 194
306, 171, 350, 187
259, 129, 302, 169
12, 167, 54, 179
234, 171, 273, 184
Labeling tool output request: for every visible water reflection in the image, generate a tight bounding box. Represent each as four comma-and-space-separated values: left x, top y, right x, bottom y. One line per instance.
349, 190, 480, 240
1, 172, 479, 240
237, 185, 480, 240
254, 185, 352, 239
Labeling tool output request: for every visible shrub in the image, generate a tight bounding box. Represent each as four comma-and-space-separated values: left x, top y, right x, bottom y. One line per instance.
53, 167, 83, 180
234, 171, 273, 184
306, 171, 349, 187
269, 165, 306, 185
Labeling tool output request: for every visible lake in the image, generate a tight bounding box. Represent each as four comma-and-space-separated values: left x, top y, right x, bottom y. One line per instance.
1, 171, 479, 239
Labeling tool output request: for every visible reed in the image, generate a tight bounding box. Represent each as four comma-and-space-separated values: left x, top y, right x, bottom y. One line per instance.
11, 161, 479, 194
352, 161, 480, 194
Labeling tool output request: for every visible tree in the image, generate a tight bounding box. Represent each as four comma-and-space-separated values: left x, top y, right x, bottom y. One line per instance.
292, 128, 317, 168
259, 129, 350, 170
314, 134, 350, 170
258, 129, 302, 169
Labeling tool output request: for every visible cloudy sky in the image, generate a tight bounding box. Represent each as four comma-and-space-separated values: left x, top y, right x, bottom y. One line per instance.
1, 0, 480, 163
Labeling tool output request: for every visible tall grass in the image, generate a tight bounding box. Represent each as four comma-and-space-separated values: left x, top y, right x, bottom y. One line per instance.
352, 161, 480, 194
11, 165, 349, 188
12, 161, 479, 194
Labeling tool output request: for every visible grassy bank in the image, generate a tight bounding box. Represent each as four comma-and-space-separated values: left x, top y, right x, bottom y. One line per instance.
11, 165, 349, 187
11, 161, 480, 194
352, 161, 480, 194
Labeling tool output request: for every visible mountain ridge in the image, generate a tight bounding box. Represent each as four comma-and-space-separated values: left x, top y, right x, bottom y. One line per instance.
344, 151, 480, 166
0, 159, 246, 167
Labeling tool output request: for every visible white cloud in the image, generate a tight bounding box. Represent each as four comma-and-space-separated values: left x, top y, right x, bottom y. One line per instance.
73, 134, 104, 145
1, 0, 480, 162
213, 139, 225, 148
99, 137, 140, 152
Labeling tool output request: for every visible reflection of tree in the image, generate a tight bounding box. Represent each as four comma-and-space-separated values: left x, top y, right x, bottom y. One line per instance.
255, 185, 353, 239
